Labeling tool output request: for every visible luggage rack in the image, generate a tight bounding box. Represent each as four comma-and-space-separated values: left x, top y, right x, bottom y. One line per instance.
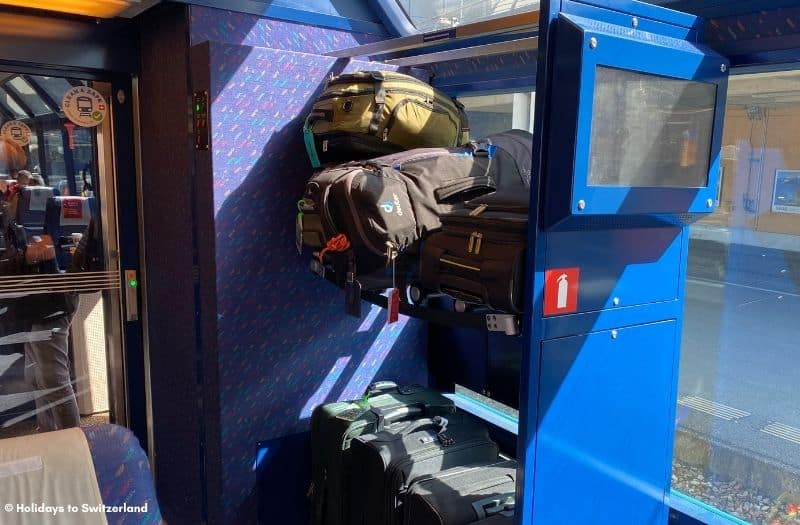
309, 260, 521, 336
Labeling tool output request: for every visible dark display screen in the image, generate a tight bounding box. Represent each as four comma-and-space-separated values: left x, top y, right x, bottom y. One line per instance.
588, 66, 717, 188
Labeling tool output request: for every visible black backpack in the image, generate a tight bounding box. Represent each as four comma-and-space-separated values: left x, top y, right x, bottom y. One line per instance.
299, 131, 533, 274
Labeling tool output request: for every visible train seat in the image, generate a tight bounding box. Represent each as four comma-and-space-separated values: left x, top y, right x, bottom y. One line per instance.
0, 424, 162, 524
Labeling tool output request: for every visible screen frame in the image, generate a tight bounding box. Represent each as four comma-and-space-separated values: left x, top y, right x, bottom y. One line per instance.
548, 13, 729, 222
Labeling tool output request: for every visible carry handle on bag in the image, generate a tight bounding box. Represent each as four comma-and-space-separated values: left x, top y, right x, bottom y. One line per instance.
371, 404, 425, 432
365, 380, 399, 396
398, 416, 449, 437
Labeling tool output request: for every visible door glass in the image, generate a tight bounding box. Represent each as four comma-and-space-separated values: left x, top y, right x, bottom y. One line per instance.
674, 69, 800, 524
0, 73, 124, 438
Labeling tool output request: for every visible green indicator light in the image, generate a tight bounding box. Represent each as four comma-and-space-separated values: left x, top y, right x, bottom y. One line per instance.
196, 104, 201, 112
129, 279, 138, 288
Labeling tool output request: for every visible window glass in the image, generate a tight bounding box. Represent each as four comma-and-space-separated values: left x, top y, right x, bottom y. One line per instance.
6, 77, 53, 117
33, 77, 78, 107
459, 92, 535, 137
0, 90, 27, 119
396, 0, 539, 32
674, 69, 800, 524
588, 66, 716, 188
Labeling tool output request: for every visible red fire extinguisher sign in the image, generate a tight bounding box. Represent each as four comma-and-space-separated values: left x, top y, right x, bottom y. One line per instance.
544, 267, 580, 316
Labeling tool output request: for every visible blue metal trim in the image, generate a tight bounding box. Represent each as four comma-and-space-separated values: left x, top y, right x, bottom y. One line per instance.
542, 299, 681, 339
176, 0, 388, 36
562, 0, 697, 41
570, 0, 701, 29
516, 0, 559, 520
669, 490, 750, 525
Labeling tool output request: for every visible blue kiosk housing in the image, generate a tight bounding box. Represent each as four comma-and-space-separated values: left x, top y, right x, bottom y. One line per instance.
518, 1, 729, 524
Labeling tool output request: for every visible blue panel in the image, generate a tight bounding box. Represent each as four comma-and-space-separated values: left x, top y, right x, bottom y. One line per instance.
562, 0, 699, 41
545, 227, 683, 313
571, 0, 701, 29
543, 13, 729, 225
533, 321, 678, 524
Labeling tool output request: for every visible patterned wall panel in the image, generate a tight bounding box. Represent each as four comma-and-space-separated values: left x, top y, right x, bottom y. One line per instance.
191, 5, 382, 53
707, 7, 800, 45
429, 50, 537, 80
207, 41, 429, 523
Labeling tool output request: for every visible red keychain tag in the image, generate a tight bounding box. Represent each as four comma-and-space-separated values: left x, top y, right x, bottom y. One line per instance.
387, 288, 400, 324
386, 242, 400, 324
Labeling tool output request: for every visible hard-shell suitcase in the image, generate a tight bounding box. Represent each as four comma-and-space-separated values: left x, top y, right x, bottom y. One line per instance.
469, 516, 515, 524
347, 413, 499, 525
308, 382, 455, 525
419, 209, 528, 313
403, 460, 517, 525
304, 71, 469, 167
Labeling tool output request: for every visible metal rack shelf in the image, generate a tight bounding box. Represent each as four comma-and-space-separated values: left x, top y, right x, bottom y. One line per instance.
326, 11, 539, 65
309, 260, 521, 336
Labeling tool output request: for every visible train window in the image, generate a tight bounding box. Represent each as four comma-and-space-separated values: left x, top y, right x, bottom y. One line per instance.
0, 73, 125, 441
33, 77, 79, 107
458, 92, 535, 137
675, 69, 800, 524
6, 76, 54, 117
0, 89, 27, 119
396, 0, 539, 32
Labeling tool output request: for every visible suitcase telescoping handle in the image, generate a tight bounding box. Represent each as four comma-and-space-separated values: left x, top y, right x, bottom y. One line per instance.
371, 404, 425, 432
399, 416, 449, 437
366, 380, 398, 396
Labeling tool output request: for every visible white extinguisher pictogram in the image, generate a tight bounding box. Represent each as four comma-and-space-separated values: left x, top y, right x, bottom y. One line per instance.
557, 274, 569, 309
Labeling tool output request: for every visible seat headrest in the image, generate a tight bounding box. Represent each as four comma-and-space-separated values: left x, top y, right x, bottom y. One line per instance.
51, 196, 92, 227
19, 186, 55, 213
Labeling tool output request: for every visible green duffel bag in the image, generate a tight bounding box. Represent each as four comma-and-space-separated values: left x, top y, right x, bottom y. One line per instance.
303, 70, 469, 167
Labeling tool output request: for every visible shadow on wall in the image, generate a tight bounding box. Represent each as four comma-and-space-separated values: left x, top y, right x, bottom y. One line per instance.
208, 50, 429, 523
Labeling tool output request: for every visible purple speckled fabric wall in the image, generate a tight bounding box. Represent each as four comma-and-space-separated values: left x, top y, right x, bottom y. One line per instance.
191, 5, 382, 53
201, 34, 429, 524
430, 50, 537, 81
707, 7, 800, 45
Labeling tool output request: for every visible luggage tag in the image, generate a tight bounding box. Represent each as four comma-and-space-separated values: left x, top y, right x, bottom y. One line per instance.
344, 256, 362, 318
386, 242, 400, 324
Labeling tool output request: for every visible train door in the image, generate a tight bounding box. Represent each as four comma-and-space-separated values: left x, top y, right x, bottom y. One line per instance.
0, 68, 145, 446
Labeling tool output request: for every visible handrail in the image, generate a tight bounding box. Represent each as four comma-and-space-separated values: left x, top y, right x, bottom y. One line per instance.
382, 37, 538, 67
326, 11, 539, 59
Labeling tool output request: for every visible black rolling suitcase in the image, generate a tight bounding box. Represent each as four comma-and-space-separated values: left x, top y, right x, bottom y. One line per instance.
419, 209, 528, 313
469, 516, 515, 524
403, 460, 517, 525
416, 130, 532, 313
308, 382, 455, 525
347, 413, 499, 525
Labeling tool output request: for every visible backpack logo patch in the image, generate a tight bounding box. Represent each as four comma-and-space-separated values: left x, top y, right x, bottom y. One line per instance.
380, 194, 404, 216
